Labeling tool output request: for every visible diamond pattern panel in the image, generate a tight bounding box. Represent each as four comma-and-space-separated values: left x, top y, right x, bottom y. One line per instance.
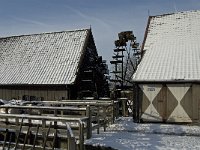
140, 84, 163, 121
166, 89, 178, 120
142, 93, 150, 114
152, 86, 166, 119
180, 87, 192, 119
167, 84, 192, 122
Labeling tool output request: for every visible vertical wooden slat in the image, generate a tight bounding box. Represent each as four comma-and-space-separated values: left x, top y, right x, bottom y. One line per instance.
8, 132, 13, 150
79, 121, 84, 150
54, 109, 58, 129
14, 118, 24, 150
97, 106, 100, 134
52, 129, 57, 150
103, 107, 107, 132
5, 108, 8, 124
43, 122, 52, 150
68, 136, 76, 150
32, 124, 40, 149
22, 125, 31, 150
2, 129, 8, 150
111, 100, 115, 123
66, 122, 76, 150
86, 105, 92, 139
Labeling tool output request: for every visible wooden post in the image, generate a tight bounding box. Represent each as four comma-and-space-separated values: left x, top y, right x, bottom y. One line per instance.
32, 124, 40, 149
79, 121, 84, 150
22, 125, 31, 150
66, 122, 76, 150
54, 109, 58, 129
8, 132, 13, 150
61, 104, 64, 116
116, 101, 120, 119
122, 98, 126, 116
3, 129, 8, 150
16, 118, 19, 126
111, 100, 115, 124
68, 136, 76, 150
42, 119, 46, 144
86, 105, 92, 139
28, 108, 32, 125
103, 107, 106, 132
97, 106, 100, 134
43, 122, 52, 150
5, 108, 8, 124
14, 118, 24, 150
52, 129, 57, 150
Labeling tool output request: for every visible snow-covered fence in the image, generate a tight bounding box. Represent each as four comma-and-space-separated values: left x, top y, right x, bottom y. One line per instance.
24, 99, 119, 131
0, 113, 86, 150
0, 99, 119, 149
0, 105, 91, 150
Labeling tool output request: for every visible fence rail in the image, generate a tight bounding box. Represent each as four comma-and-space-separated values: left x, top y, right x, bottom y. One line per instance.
0, 99, 119, 150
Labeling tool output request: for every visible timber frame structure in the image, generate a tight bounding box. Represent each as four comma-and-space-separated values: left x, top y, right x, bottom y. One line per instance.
132, 10, 200, 123
0, 29, 109, 100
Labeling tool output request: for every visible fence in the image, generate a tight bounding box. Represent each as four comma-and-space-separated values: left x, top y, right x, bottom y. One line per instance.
0, 99, 119, 150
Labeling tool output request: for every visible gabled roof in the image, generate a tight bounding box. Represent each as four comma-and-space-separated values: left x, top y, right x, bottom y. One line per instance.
132, 10, 200, 82
0, 29, 91, 85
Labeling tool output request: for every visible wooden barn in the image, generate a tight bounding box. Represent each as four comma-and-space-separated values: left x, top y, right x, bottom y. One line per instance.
0, 29, 109, 101
132, 10, 200, 123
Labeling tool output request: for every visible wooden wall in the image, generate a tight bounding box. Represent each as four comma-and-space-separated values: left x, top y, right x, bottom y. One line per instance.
0, 86, 68, 101
138, 83, 200, 123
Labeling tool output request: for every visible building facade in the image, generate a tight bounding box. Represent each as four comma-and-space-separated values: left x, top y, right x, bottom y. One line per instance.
0, 29, 109, 101
132, 10, 200, 123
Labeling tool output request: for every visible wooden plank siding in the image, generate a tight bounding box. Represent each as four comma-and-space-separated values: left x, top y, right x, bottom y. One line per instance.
0, 88, 68, 101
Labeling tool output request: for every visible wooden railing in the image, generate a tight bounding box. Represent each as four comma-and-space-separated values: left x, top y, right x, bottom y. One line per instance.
0, 99, 119, 150
0, 105, 90, 150
0, 114, 84, 150
27, 99, 119, 124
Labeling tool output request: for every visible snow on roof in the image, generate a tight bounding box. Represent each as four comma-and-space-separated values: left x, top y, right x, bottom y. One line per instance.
132, 10, 200, 82
0, 29, 90, 85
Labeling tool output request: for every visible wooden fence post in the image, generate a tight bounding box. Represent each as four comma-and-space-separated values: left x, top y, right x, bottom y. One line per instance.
5, 108, 8, 124
3, 129, 8, 150
54, 109, 58, 129
22, 125, 31, 150
68, 136, 76, 150
79, 121, 84, 150
86, 105, 92, 139
14, 117, 24, 150
111, 100, 115, 124
43, 122, 52, 150
97, 106, 100, 134
66, 123, 76, 150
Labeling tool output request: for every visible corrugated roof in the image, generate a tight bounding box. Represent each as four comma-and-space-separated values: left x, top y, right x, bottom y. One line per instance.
0, 29, 90, 85
132, 10, 200, 82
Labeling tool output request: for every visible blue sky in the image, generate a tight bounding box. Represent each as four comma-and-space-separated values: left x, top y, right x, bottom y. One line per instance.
0, 0, 200, 66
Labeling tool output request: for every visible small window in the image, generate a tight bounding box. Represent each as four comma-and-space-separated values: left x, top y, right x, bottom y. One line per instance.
30, 96, 36, 101
22, 95, 29, 101
37, 97, 44, 101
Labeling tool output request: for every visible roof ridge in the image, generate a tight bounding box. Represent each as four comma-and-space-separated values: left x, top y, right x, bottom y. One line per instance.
150, 9, 200, 18
0, 28, 90, 39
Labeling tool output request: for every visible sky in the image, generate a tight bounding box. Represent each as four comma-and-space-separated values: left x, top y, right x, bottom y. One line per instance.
0, 0, 200, 69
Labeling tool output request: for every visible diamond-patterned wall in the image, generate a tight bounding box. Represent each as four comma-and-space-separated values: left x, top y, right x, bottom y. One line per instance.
139, 84, 163, 121
166, 89, 178, 120
139, 83, 196, 122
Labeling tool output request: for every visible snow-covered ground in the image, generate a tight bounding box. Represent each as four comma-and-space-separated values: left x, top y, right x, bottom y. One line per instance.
86, 117, 200, 150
